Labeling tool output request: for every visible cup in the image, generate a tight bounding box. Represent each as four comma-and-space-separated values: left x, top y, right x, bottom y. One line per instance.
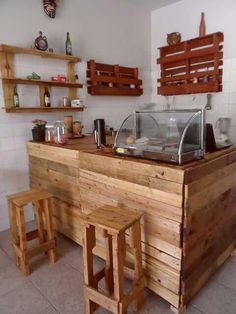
73, 121, 83, 136
64, 116, 73, 135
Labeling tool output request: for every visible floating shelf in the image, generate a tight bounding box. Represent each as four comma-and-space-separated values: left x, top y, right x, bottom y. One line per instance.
5, 107, 84, 113
0, 44, 81, 62
157, 32, 224, 95
2, 78, 83, 88
87, 59, 143, 96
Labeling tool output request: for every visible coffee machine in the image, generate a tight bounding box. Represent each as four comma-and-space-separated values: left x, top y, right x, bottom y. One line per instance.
94, 119, 106, 148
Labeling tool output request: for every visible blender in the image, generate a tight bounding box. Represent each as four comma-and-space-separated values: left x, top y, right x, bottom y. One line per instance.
215, 117, 231, 146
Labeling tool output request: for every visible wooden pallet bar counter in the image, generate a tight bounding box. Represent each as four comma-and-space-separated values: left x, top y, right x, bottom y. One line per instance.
27, 136, 236, 312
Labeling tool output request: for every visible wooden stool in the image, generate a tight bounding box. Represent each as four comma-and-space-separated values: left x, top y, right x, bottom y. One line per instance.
7, 188, 57, 275
83, 205, 145, 314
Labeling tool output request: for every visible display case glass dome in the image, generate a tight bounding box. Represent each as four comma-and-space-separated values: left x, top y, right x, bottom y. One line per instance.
114, 109, 205, 164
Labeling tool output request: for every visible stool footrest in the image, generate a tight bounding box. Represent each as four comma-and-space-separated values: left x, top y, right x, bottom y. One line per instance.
94, 267, 106, 285
26, 229, 39, 241
28, 239, 56, 258
85, 286, 118, 313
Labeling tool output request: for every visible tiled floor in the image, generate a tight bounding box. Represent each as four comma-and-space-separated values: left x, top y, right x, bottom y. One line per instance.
0, 226, 236, 314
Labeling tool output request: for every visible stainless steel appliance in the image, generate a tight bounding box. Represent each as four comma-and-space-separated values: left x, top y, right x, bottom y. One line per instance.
94, 119, 106, 148
114, 109, 205, 165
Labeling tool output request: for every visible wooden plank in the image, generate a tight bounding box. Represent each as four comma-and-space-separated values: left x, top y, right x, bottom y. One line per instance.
88, 85, 143, 96
80, 169, 183, 207
0, 44, 81, 62
80, 180, 182, 223
2, 77, 83, 88
27, 142, 79, 167
184, 150, 236, 184
158, 81, 221, 96
5, 107, 84, 113
80, 151, 185, 185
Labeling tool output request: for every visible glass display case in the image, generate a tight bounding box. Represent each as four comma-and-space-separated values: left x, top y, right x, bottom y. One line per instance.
114, 109, 205, 164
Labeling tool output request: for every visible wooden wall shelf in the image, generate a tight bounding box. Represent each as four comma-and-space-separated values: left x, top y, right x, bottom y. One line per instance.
87, 60, 143, 96
0, 44, 81, 62
0, 44, 83, 113
157, 32, 224, 95
3, 78, 83, 88
5, 107, 84, 113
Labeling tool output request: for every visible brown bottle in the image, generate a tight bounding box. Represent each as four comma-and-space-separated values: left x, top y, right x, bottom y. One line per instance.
44, 87, 51, 107
199, 12, 206, 37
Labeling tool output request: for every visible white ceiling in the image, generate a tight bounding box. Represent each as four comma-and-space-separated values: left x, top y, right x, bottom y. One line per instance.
127, 0, 182, 10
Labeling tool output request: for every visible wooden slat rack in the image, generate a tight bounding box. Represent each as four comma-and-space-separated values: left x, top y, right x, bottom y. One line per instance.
157, 32, 224, 95
87, 59, 143, 96
0, 44, 83, 113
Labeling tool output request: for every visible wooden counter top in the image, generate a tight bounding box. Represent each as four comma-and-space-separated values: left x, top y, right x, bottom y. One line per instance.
28, 135, 236, 172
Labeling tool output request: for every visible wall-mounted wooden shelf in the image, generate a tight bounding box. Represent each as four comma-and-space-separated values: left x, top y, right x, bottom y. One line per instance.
87, 59, 143, 96
2, 78, 83, 88
4, 107, 84, 113
0, 44, 81, 62
157, 32, 224, 95
0, 44, 83, 113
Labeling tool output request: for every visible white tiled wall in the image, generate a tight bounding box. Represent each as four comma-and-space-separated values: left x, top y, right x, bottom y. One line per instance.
0, 0, 151, 231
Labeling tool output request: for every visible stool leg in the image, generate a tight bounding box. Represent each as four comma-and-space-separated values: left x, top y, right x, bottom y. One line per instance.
112, 233, 126, 314
83, 224, 97, 314
43, 199, 56, 263
7, 201, 20, 267
16, 206, 30, 275
33, 201, 45, 244
105, 233, 114, 296
130, 220, 144, 311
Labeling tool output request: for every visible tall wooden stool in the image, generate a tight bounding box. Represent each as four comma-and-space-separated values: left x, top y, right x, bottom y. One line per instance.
7, 188, 57, 275
83, 205, 145, 314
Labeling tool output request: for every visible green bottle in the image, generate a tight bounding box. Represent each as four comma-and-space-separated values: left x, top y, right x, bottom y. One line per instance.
13, 84, 19, 107
65, 32, 72, 55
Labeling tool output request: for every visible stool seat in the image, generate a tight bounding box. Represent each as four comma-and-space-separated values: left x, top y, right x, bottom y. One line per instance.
7, 189, 53, 207
84, 205, 143, 234
7, 188, 57, 275
83, 205, 145, 314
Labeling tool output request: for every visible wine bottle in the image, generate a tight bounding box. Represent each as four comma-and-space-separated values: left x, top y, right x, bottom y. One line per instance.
44, 87, 51, 107
199, 12, 206, 37
13, 84, 20, 107
65, 32, 72, 55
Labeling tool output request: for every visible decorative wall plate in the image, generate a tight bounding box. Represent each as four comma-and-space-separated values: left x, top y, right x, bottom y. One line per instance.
34, 31, 48, 51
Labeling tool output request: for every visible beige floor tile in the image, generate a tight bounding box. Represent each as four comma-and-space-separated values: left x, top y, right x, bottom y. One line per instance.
192, 279, 236, 314
0, 229, 14, 260
0, 263, 28, 297
38, 305, 59, 313
0, 248, 12, 269
0, 282, 50, 314
30, 260, 85, 313
213, 259, 236, 292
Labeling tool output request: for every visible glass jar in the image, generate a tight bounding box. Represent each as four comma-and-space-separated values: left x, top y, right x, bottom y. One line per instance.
54, 121, 69, 144
45, 125, 54, 143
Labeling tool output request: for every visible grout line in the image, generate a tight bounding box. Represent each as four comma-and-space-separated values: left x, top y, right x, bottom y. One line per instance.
29, 279, 61, 314
190, 304, 208, 314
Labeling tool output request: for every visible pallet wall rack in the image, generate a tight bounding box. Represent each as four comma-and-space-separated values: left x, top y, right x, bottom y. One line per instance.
87, 59, 143, 96
157, 32, 223, 95
0, 44, 83, 113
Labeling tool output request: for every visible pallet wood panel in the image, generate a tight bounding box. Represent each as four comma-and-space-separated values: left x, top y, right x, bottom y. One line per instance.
87, 59, 143, 96
157, 32, 223, 95
27, 139, 236, 312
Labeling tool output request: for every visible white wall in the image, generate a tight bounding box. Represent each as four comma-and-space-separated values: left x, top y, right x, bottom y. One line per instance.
0, 0, 151, 230
151, 0, 236, 143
